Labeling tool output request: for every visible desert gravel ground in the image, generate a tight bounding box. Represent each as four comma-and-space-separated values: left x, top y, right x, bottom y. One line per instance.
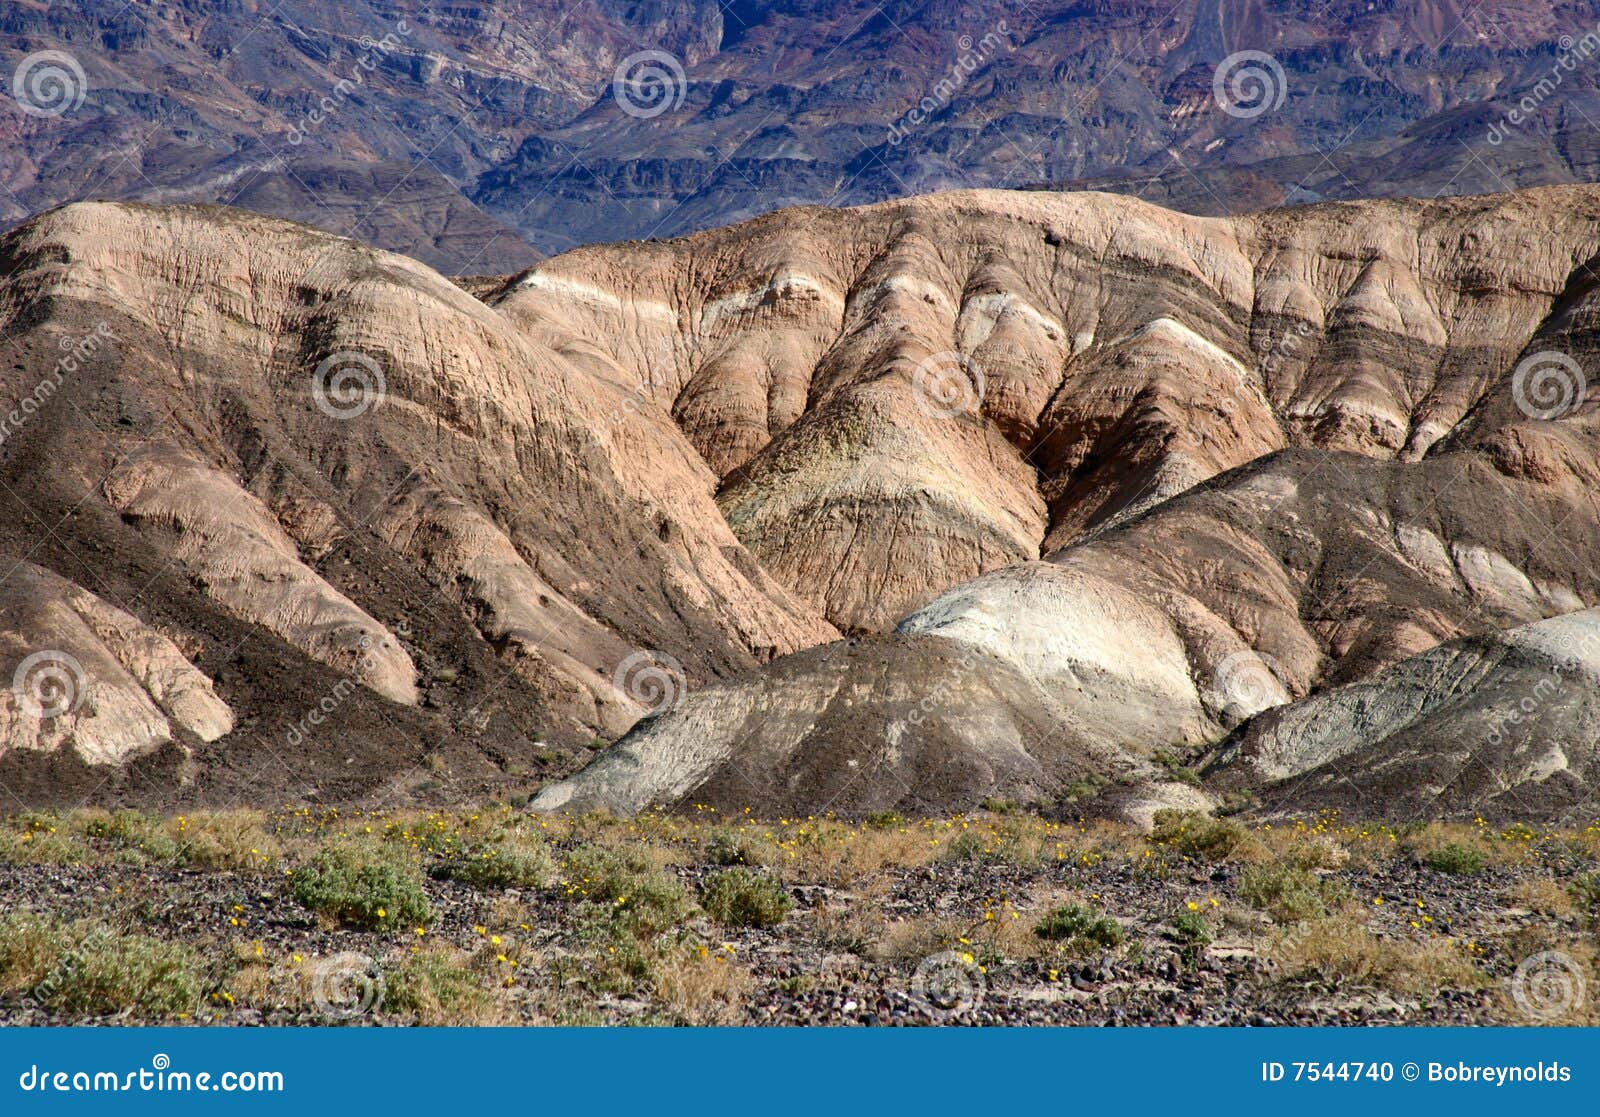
0, 808, 1596, 1027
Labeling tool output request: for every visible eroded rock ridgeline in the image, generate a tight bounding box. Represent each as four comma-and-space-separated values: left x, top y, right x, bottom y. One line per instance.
519, 187, 1600, 821
1, 188, 1598, 815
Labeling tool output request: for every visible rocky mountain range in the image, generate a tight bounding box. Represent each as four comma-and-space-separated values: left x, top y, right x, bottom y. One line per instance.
0, 184, 1597, 821
11, 2, 1600, 271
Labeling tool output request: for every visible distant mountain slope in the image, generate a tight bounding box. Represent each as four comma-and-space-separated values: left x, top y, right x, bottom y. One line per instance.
9, 2, 1600, 267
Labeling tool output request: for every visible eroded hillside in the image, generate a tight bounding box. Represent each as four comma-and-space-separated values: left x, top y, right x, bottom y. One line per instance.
1, 187, 1597, 817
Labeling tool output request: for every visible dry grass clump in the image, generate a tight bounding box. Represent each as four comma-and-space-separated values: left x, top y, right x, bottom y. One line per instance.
1238, 865, 1348, 923
1268, 905, 1488, 998
383, 945, 508, 1025
872, 895, 1049, 968
0, 912, 205, 1020
872, 915, 972, 966
1500, 878, 1576, 918
1490, 940, 1598, 1026
170, 811, 282, 871
811, 897, 883, 956
766, 819, 942, 886
652, 941, 752, 1024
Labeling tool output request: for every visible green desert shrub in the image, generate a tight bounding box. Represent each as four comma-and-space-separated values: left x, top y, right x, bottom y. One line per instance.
1170, 909, 1214, 963
82, 810, 183, 864
1424, 843, 1487, 875
1033, 904, 1124, 948
0, 819, 88, 866
290, 844, 431, 930
560, 845, 692, 938
943, 830, 1003, 862
1571, 873, 1600, 915
704, 830, 768, 867
700, 869, 792, 928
